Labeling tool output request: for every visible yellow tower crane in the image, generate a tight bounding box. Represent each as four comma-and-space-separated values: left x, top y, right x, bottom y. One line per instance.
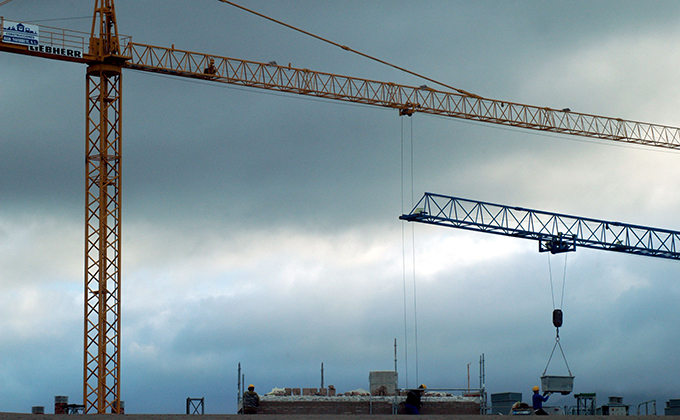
2, 0, 680, 414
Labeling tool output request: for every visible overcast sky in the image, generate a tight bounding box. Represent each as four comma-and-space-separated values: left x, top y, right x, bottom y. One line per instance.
2, 0, 680, 415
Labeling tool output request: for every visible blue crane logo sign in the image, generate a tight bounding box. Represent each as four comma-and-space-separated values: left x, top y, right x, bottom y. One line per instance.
2, 20, 39, 46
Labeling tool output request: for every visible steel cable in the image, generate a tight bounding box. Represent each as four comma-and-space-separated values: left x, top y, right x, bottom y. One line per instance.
218, 0, 482, 99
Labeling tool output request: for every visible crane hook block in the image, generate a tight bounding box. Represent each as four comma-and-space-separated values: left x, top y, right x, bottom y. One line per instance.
552, 309, 563, 328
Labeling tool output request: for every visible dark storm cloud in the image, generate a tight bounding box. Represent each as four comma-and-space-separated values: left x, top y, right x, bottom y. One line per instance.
2, 0, 680, 414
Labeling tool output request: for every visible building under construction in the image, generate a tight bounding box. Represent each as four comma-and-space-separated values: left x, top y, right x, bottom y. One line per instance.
238, 371, 483, 415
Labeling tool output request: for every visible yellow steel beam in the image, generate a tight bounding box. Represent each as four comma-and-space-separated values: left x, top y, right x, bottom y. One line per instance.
124, 41, 680, 150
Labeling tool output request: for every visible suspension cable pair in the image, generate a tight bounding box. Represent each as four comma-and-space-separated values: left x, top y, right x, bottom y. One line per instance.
543, 254, 573, 377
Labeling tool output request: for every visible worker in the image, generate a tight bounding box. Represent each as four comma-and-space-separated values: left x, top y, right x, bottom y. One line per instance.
203, 58, 217, 75
532, 386, 551, 415
242, 384, 260, 414
404, 384, 426, 414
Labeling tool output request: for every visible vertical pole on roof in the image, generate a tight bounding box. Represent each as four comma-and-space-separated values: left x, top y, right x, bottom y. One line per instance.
467, 363, 471, 392
394, 338, 398, 376
237, 363, 241, 413
394, 339, 398, 414
479, 353, 486, 414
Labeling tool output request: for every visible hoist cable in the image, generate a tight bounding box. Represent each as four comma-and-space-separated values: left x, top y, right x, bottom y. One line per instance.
547, 253, 556, 309
547, 252, 568, 310
542, 335, 572, 376
400, 115, 420, 386
542, 337, 558, 376
544, 253, 572, 376
218, 1, 482, 99
410, 117, 420, 385
560, 252, 568, 309
400, 117, 410, 388
412, 219, 420, 385
411, 117, 415, 206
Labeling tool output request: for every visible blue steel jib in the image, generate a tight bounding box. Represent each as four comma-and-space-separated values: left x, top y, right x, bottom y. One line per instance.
399, 192, 680, 260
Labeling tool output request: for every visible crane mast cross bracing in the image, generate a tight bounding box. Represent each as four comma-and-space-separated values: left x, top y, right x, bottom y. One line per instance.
400, 192, 680, 260
2, 2, 680, 414
81, 0, 126, 414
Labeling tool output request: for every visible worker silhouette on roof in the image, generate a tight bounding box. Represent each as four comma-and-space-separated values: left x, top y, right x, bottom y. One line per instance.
404, 384, 426, 414
243, 384, 260, 414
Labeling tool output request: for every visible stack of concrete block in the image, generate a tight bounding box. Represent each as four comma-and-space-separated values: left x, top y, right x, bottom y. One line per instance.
369, 371, 398, 396
491, 392, 522, 415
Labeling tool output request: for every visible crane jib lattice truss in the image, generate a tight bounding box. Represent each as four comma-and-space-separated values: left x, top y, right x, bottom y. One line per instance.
3, 1, 680, 413
400, 192, 680, 260
121, 42, 680, 149
3, 18, 680, 149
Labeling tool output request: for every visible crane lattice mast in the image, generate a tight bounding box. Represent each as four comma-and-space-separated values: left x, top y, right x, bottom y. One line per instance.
83, 0, 127, 414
